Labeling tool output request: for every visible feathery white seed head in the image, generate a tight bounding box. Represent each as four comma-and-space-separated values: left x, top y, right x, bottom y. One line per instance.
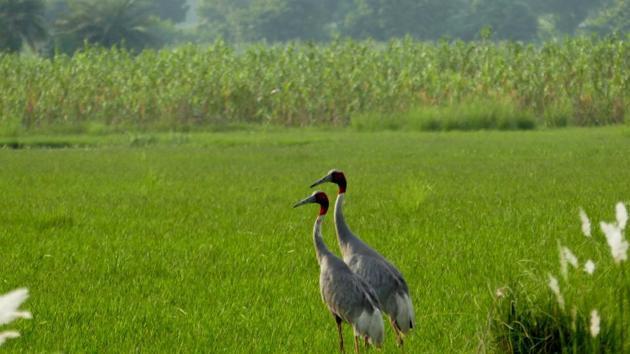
579, 208, 591, 237
584, 259, 596, 275
548, 274, 565, 310
600, 221, 629, 264
562, 247, 579, 269
0, 331, 20, 346
548, 274, 560, 294
0, 288, 31, 326
559, 243, 568, 280
616, 202, 628, 230
590, 309, 601, 338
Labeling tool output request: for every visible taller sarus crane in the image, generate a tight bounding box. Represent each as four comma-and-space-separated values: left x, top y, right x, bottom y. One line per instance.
311, 170, 415, 346
294, 191, 384, 353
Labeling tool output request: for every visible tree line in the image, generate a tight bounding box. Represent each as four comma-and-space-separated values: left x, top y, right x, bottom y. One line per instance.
2, 0, 630, 54
1, 0, 188, 53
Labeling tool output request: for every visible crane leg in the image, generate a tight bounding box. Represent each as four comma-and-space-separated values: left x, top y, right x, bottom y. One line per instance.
390, 318, 404, 347
364, 336, 369, 349
354, 335, 360, 353
335, 315, 344, 353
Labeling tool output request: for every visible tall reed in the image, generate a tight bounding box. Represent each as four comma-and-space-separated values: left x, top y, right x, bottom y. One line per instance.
1, 36, 629, 134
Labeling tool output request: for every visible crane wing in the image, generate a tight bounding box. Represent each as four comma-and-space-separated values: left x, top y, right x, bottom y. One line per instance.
348, 254, 409, 301
320, 259, 379, 322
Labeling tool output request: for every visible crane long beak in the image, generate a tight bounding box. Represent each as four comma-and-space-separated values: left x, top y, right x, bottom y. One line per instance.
309, 174, 332, 188
293, 195, 317, 208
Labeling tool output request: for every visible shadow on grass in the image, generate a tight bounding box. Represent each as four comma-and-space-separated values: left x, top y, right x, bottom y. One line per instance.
0, 141, 80, 149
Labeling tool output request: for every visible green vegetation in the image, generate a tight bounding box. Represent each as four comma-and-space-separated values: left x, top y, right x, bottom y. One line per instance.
488, 210, 628, 353
1, 38, 629, 134
488, 282, 619, 353
0, 127, 630, 352
351, 99, 537, 131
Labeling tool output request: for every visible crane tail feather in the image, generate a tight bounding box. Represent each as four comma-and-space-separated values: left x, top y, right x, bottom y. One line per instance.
353, 308, 384, 347
394, 292, 415, 335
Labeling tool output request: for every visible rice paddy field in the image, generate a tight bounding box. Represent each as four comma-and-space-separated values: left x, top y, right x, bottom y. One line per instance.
1, 126, 630, 352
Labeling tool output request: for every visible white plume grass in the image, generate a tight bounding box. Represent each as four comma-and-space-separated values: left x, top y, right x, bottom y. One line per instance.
495, 287, 507, 299
562, 247, 579, 269
616, 202, 628, 230
590, 309, 600, 338
0, 288, 31, 347
559, 244, 568, 280
559, 245, 578, 280
0, 331, 20, 346
580, 208, 591, 237
600, 221, 629, 265
548, 274, 565, 310
584, 259, 595, 275
0, 288, 31, 326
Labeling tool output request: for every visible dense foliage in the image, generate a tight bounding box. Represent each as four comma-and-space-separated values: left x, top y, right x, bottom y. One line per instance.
54, 0, 159, 53
1, 37, 629, 134
0, 0, 47, 52
3, 0, 630, 53
197, 0, 628, 43
1, 0, 186, 54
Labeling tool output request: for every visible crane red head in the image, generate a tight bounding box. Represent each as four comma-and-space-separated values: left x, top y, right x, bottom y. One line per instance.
293, 191, 329, 215
309, 169, 347, 194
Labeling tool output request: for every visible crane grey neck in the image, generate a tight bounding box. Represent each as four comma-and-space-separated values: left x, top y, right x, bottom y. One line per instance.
334, 193, 360, 255
313, 215, 332, 264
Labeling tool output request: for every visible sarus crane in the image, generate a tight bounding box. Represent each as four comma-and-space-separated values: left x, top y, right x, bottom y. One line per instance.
311, 170, 415, 346
294, 191, 384, 352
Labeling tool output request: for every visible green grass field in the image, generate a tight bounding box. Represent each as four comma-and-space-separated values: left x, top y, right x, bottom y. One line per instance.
2, 127, 630, 352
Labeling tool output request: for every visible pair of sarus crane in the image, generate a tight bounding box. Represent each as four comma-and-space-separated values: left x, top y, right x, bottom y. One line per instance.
294, 170, 415, 352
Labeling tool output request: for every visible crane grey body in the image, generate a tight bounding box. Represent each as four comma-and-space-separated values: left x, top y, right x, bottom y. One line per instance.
311, 171, 416, 346
294, 192, 384, 352
336, 194, 415, 337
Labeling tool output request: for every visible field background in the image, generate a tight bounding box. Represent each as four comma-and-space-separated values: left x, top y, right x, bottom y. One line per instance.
2, 127, 630, 352
3, 2, 630, 352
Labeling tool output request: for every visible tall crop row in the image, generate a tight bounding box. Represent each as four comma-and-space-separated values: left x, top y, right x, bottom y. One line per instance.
1, 37, 629, 133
